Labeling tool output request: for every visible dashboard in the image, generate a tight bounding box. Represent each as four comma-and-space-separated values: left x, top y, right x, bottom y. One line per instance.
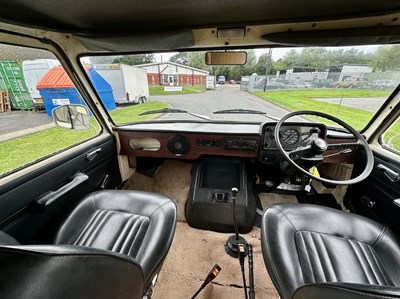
115, 121, 356, 164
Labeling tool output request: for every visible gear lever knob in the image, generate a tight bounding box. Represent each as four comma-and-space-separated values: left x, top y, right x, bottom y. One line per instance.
231, 187, 238, 198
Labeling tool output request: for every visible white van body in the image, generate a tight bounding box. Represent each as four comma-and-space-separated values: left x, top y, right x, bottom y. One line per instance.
94, 64, 149, 104
22, 59, 61, 107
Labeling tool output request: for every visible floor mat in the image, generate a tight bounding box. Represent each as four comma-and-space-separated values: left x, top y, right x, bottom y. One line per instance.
297, 192, 342, 210
152, 222, 279, 299
259, 192, 298, 210
123, 160, 192, 222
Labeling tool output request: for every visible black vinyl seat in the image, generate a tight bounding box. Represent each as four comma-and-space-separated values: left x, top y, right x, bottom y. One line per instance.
0, 190, 177, 299
261, 204, 400, 299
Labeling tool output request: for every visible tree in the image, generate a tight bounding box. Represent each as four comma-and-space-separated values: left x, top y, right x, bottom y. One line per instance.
169, 52, 189, 65
370, 45, 400, 71
90, 56, 121, 64
270, 47, 374, 70
112, 54, 154, 65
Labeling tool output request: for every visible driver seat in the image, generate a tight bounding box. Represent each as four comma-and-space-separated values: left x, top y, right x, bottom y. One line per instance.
261, 204, 400, 299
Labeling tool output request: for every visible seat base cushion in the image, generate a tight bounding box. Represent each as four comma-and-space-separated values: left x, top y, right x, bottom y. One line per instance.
261, 204, 400, 299
55, 190, 177, 287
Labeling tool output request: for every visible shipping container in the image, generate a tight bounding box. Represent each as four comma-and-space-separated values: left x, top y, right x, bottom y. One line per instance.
0, 60, 33, 110
37, 66, 116, 117
93, 64, 149, 104
22, 59, 61, 109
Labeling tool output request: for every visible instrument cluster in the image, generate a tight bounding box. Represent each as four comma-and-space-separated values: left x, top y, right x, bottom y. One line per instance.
262, 122, 327, 151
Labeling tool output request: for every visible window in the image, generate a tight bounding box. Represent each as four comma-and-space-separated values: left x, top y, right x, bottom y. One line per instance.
382, 117, 400, 153
0, 44, 101, 177
82, 45, 400, 128
162, 74, 178, 85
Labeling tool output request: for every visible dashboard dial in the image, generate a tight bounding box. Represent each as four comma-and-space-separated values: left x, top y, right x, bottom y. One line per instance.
281, 128, 300, 145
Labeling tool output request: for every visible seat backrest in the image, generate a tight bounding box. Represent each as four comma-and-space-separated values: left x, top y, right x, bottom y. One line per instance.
0, 245, 144, 299
293, 283, 400, 299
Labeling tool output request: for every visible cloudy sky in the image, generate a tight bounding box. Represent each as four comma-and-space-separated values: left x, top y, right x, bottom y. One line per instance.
153, 45, 380, 63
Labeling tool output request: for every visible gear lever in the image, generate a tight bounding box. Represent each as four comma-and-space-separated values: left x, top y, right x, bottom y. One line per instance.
225, 187, 248, 258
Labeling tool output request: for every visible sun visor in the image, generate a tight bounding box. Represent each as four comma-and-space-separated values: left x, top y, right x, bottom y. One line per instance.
74, 30, 194, 52
262, 26, 400, 47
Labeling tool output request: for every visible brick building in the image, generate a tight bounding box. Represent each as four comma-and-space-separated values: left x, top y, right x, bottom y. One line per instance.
136, 62, 209, 86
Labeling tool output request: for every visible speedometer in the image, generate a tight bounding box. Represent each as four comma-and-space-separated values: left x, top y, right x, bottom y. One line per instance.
281, 128, 300, 145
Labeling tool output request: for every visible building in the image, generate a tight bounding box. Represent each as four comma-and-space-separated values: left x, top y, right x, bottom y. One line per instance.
136, 62, 209, 86
276, 67, 328, 82
327, 64, 373, 82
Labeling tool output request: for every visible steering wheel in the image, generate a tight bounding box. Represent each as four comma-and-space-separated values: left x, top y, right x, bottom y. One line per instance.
274, 110, 374, 185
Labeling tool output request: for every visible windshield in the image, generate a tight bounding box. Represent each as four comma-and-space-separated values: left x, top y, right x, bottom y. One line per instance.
82, 45, 400, 129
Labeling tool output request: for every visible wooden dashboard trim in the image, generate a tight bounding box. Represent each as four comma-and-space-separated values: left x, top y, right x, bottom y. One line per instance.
117, 130, 261, 159
324, 137, 358, 164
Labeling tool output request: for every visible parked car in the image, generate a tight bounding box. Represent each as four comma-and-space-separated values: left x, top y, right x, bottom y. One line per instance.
312, 78, 334, 88
1, 1, 400, 299
286, 80, 311, 88
371, 79, 398, 89
335, 78, 369, 88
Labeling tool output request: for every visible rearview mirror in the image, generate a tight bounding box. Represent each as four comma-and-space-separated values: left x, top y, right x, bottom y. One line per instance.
205, 51, 247, 65
53, 104, 90, 130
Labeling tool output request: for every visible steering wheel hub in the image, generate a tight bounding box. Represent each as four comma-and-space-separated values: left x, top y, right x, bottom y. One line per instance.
311, 138, 328, 153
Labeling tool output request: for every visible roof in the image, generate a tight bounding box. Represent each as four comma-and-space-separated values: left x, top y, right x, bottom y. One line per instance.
136, 61, 209, 74
37, 66, 92, 89
0, 0, 398, 34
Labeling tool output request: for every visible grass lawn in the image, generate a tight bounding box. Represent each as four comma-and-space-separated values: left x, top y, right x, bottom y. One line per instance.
149, 85, 206, 95
0, 101, 168, 175
254, 89, 391, 130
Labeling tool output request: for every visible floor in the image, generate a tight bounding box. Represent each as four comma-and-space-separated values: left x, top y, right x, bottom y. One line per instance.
124, 160, 302, 298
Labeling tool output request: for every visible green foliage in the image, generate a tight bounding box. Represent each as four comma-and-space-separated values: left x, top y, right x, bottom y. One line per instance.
169, 52, 189, 65
370, 45, 400, 71
112, 54, 155, 65
271, 48, 373, 70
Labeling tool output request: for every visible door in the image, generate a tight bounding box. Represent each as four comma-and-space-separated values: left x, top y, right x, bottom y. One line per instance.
346, 116, 400, 234
0, 43, 121, 244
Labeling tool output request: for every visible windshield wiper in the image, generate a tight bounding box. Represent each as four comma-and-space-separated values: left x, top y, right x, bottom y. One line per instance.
213, 108, 280, 121
139, 108, 210, 120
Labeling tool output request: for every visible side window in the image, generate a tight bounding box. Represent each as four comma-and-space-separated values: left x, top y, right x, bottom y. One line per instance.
382, 117, 400, 153
0, 44, 101, 177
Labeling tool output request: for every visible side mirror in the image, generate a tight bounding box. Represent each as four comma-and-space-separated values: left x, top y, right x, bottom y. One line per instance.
53, 104, 90, 130
205, 51, 247, 65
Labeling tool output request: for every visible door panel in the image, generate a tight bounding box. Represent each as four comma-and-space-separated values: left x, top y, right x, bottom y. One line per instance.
0, 136, 121, 244
346, 150, 400, 234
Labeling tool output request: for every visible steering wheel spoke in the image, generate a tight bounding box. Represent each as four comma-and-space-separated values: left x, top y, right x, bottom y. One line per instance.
288, 145, 312, 161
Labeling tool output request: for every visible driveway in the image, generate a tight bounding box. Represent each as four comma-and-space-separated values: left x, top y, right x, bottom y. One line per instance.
149, 85, 294, 122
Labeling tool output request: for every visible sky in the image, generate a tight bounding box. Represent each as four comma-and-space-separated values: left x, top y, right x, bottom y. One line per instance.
153, 45, 380, 63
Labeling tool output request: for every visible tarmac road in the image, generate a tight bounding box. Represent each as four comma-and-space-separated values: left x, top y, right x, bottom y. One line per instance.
0, 110, 54, 141
149, 84, 293, 122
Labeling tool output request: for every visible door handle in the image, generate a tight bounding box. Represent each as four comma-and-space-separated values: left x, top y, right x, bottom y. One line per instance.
35, 173, 89, 207
377, 164, 400, 183
86, 148, 102, 161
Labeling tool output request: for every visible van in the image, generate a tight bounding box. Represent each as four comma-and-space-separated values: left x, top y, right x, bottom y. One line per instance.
22, 59, 61, 109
